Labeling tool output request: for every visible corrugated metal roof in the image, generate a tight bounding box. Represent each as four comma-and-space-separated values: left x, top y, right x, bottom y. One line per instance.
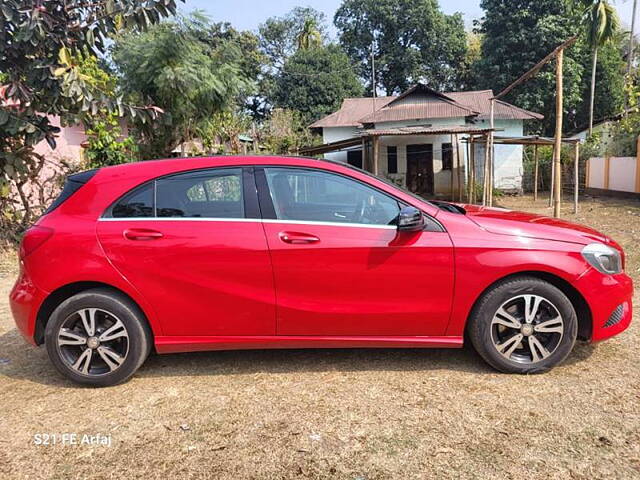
362, 126, 496, 137
445, 90, 544, 121
358, 95, 478, 123
309, 97, 394, 128
309, 85, 543, 128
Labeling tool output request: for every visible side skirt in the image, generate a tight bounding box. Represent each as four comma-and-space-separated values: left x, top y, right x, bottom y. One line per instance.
154, 335, 464, 354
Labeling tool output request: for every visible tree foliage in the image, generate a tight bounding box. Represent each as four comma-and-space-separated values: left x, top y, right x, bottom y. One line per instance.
334, 0, 467, 95
112, 13, 254, 158
471, 0, 627, 135
260, 109, 316, 155
85, 114, 138, 169
258, 7, 329, 71
0, 0, 180, 185
272, 44, 363, 124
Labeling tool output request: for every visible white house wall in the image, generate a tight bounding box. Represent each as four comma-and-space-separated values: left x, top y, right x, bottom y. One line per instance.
322, 126, 361, 163
321, 118, 526, 194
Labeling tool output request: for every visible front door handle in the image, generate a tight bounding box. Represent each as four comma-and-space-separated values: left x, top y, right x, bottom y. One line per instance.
123, 228, 164, 241
279, 231, 320, 244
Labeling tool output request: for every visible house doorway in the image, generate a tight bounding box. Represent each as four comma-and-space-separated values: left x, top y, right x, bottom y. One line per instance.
347, 150, 363, 169
406, 144, 434, 196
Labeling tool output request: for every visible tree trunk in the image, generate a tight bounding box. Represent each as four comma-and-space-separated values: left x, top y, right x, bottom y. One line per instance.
588, 47, 598, 136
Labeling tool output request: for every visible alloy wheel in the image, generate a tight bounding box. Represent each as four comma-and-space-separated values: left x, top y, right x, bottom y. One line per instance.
56, 308, 129, 376
490, 294, 564, 364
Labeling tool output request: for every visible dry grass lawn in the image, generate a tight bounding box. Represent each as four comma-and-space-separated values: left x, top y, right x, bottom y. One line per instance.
0, 194, 639, 479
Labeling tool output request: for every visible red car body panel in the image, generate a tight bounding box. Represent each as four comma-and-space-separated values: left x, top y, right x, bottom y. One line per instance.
9, 155, 633, 354
261, 221, 454, 336
97, 219, 276, 336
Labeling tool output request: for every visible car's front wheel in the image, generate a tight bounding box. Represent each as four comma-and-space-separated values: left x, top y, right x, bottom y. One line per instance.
468, 276, 577, 374
45, 288, 151, 387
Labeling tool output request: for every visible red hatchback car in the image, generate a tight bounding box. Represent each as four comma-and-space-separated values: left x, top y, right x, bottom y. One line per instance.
10, 156, 633, 386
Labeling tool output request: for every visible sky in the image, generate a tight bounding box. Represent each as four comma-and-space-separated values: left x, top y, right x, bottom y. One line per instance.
182, 0, 638, 34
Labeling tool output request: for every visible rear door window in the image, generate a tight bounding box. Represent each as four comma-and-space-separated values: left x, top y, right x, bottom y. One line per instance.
156, 169, 244, 218
112, 184, 154, 218
108, 168, 245, 219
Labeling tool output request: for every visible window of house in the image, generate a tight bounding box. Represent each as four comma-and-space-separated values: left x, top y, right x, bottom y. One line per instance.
442, 143, 453, 171
264, 168, 400, 226
387, 146, 398, 174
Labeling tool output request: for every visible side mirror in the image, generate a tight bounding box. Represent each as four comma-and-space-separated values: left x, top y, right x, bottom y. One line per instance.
397, 206, 424, 232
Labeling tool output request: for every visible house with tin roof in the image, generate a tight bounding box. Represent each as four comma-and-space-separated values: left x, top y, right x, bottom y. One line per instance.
305, 84, 543, 197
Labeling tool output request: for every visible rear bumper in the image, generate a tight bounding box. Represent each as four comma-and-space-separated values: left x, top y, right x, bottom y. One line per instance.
9, 263, 47, 346
575, 269, 633, 343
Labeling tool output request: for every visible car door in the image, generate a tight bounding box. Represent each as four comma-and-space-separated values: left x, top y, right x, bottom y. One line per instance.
256, 166, 454, 337
96, 167, 276, 337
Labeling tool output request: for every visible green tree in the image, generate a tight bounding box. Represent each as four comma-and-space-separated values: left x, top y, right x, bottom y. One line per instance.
472, 0, 585, 134
272, 44, 364, 124
85, 114, 138, 169
0, 0, 179, 187
112, 13, 253, 158
260, 109, 316, 155
258, 7, 329, 71
334, 0, 467, 94
296, 18, 323, 50
573, 0, 620, 135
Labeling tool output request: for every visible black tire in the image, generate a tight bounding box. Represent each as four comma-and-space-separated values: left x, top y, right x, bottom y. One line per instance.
44, 288, 151, 387
467, 276, 577, 374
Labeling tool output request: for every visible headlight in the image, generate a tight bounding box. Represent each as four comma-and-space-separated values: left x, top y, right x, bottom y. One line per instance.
581, 243, 622, 274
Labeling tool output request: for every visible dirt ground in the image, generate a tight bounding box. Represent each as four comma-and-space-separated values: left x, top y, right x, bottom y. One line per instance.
0, 194, 639, 479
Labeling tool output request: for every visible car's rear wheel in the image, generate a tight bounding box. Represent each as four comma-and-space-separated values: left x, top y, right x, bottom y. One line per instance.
45, 288, 151, 387
468, 276, 577, 374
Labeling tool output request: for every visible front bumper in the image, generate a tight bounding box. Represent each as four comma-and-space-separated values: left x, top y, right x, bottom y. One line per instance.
574, 268, 633, 343
9, 262, 48, 346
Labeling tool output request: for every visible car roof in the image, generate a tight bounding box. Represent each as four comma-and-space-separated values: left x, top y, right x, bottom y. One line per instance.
97, 155, 327, 177
82, 155, 440, 218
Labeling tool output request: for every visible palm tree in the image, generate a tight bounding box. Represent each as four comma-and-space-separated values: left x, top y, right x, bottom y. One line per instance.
575, 0, 620, 135
296, 18, 322, 50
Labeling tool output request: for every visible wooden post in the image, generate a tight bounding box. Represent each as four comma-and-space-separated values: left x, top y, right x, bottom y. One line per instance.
483, 134, 491, 206
372, 136, 379, 175
488, 98, 495, 207
467, 137, 472, 203
455, 134, 462, 202
574, 142, 579, 214
470, 137, 476, 203
553, 48, 564, 218
549, 146, 555, 207
533, 144, 539, 201
449, 134, 454, 200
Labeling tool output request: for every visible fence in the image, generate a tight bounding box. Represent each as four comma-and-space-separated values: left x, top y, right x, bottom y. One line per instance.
586, 156, 640, 196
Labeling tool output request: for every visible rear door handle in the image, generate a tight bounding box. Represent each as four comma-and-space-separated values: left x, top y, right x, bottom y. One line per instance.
123, 228, 164, 241
279, 231, 320, 244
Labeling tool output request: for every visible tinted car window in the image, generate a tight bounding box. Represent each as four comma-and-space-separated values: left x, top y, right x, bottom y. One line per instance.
156, 169, 244, 218
112, 183, 154, 218
264, 168, 399, 225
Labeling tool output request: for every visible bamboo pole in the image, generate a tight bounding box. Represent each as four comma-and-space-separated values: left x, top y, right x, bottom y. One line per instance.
466, 137, 472, 203
549, 146, 555, 207
470, 137, 476, 203
553, 48, 564, 218
372, 136, 379, 175
483, 133, 490, 206
574, 142, 580, 214
449, 134, 454, 200
533, 144, 539, 201
488, 98, 495, 207
455, 134, 462, 202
